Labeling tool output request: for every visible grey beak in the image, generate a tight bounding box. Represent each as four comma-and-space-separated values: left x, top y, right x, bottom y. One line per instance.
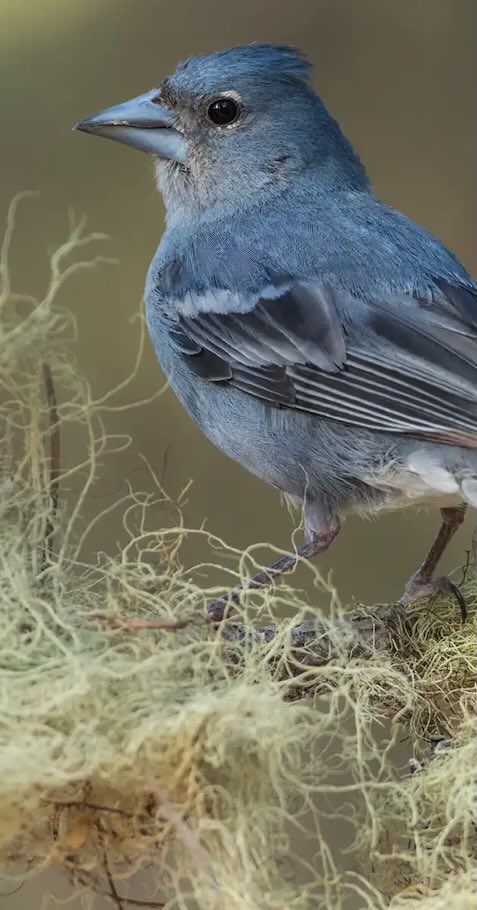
74, 89, 187, 163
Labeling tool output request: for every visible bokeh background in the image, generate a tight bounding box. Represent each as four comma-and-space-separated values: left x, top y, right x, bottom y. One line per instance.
0, 1, 475, 906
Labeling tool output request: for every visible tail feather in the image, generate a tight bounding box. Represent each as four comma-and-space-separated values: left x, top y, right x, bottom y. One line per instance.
460, 476, 477, 508
406, 449, 477, 507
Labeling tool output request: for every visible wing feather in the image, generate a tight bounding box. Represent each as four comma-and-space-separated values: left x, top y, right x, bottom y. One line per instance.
167, 280, 477, 447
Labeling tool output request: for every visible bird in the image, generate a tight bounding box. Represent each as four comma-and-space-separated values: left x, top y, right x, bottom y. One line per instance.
75, 43, 477, 618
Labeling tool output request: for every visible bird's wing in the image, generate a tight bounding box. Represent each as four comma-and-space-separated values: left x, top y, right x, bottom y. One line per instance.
167, 280, 477, 448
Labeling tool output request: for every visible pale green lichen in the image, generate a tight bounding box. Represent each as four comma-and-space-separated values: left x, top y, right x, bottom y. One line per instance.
0, 196, 475, 909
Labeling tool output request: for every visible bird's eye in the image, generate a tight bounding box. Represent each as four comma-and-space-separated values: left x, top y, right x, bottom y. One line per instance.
207, 97, 240, 126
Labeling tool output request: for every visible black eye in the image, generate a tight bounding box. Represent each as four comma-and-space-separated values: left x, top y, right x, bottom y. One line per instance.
207, 97, 240, 126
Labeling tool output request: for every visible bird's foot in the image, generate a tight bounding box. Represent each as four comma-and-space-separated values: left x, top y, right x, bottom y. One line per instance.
397, 504, 468, 620
399, 574, 467, 622
207, 550, 297, 623
207, 521, 340, 624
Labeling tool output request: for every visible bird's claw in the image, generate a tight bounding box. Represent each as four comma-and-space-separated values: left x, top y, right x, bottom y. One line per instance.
399, 575, 467, 622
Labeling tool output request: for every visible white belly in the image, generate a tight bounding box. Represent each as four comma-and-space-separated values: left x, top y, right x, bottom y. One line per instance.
362, 448, 467, 514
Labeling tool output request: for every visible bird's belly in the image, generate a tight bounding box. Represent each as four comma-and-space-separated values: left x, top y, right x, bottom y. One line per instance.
361, 453, 465, 514
170, 367, 308, 494
164, 349, 390, 510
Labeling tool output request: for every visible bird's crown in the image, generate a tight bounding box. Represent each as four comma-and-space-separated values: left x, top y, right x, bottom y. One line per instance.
170, 43, 312, 92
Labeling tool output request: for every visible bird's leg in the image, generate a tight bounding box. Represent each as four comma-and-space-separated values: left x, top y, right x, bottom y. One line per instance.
207, 520, 340, 623
399, 504, 467, 619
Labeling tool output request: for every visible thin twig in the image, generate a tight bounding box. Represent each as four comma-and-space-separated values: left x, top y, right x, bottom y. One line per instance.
91, 613, 191, 631
75, 871, 165, 909
41, 360, 60, 566
108, 901, 164, 909
51, 800, 135, 819
100, 840, 126, 910
96, 895, 164, 908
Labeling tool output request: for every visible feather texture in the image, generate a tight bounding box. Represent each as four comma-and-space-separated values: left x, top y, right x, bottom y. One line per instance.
167, 279, 477, 448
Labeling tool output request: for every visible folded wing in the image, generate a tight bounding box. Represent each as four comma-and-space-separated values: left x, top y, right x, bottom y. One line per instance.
167, 280, 477, 448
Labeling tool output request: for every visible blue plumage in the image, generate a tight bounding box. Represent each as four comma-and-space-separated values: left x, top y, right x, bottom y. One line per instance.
173, 44, 313, 87
76, 43, 477, 605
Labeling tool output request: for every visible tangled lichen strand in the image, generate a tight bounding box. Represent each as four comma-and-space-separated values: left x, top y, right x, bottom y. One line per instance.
362, 612, 477, 902
0, 197, 476, 909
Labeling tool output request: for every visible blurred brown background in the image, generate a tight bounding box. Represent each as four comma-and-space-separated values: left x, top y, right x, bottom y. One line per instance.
0, 0, 475, 905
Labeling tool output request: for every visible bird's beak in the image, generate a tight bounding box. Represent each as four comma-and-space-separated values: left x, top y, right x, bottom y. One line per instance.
74, 89, 187, 164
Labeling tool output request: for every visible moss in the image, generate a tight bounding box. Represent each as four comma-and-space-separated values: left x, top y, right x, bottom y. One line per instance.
0, 196, 475, 909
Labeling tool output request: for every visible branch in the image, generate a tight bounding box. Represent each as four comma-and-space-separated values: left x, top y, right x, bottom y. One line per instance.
266, 600, 404, 656
215, 600, 412, 694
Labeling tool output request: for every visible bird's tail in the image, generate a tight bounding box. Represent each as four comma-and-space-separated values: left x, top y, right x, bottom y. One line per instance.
459, 475, 477, 508
406, 449, 477, 508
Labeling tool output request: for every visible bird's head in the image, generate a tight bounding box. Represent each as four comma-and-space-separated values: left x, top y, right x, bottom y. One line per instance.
75, 43, 367, 223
